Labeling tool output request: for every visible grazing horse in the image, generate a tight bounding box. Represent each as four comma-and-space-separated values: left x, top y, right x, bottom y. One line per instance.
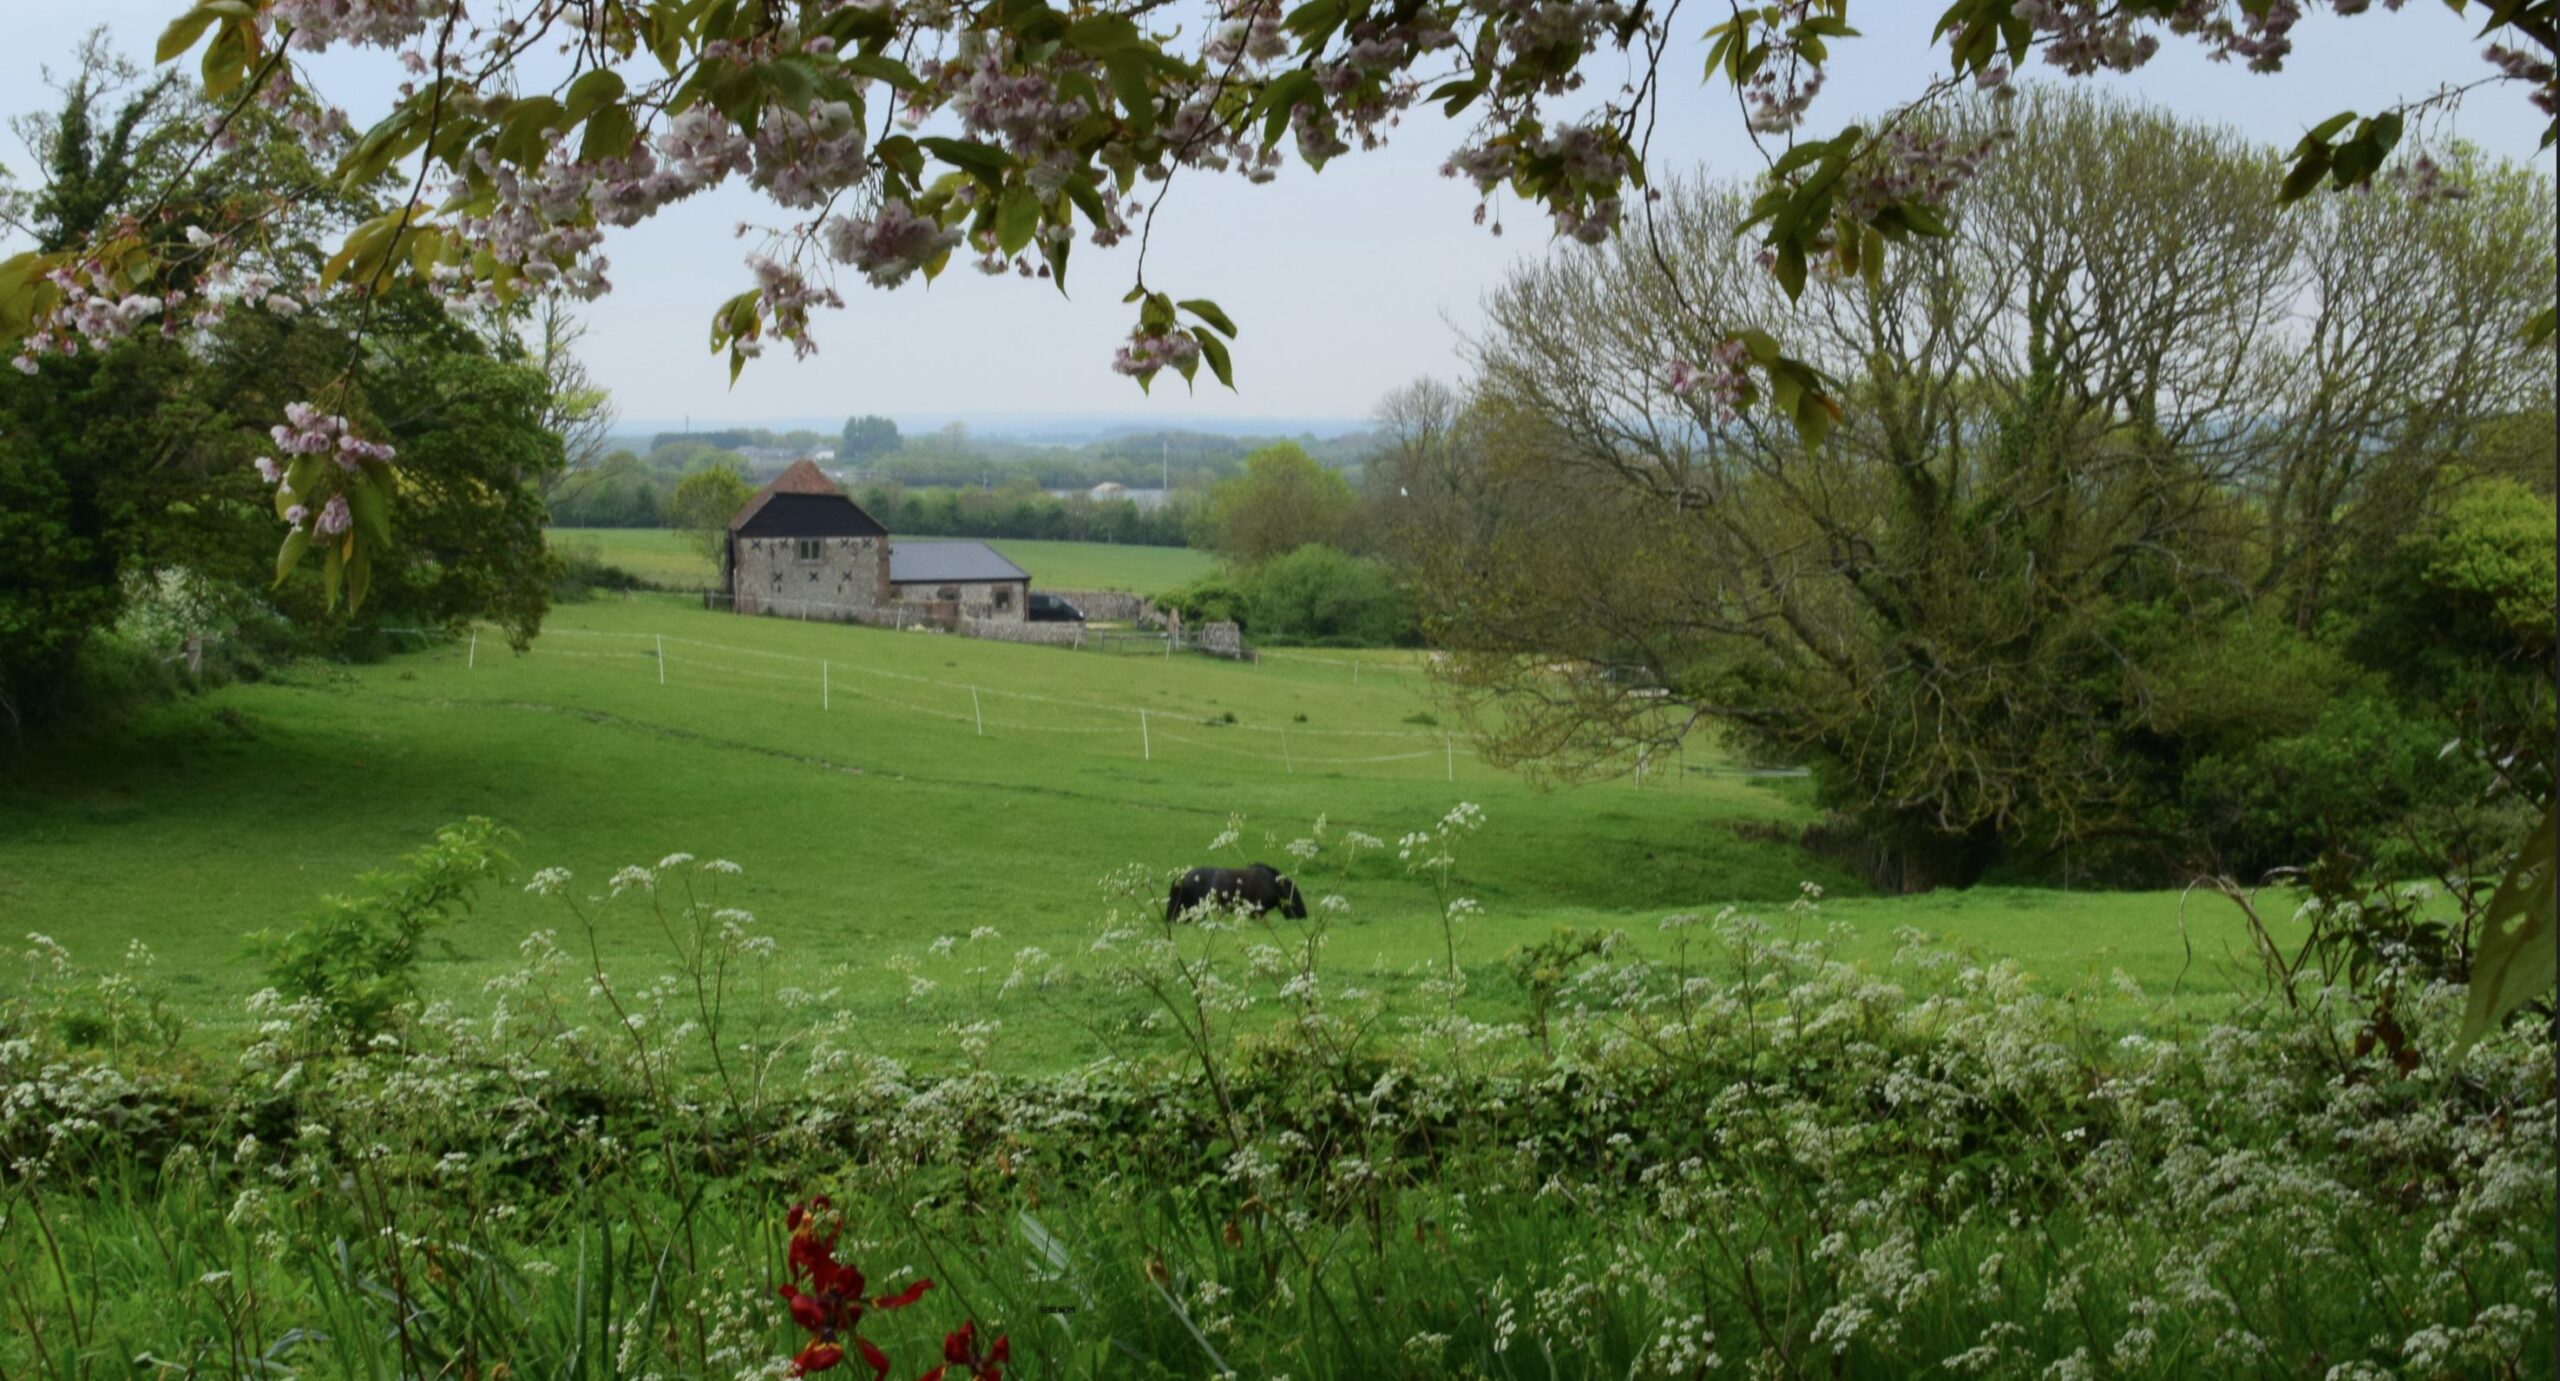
1165, 863, 1309, 922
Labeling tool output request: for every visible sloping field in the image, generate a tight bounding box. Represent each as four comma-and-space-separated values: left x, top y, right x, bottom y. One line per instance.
0, 595, 2269, 1066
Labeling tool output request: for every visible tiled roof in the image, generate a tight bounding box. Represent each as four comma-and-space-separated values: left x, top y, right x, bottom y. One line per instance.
730, 459, 855, 530
889, 541, 1031, 585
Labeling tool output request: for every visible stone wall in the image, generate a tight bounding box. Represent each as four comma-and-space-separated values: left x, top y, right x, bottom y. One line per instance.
1045, 588, 1156, 623
890, 579, 1028, 623
960, 617, 1091, 648
729, 535, 887, 619
1189, 620, 1248, 659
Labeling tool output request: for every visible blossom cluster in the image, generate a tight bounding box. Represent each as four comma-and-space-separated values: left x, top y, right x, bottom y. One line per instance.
1110, 327, 1203, 382
1662, 337, 1752, 421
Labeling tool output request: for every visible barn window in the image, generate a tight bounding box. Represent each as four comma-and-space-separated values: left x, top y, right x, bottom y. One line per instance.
994, 587, 1013, 611
795, 538, 822, 561
937, 585, 961, 601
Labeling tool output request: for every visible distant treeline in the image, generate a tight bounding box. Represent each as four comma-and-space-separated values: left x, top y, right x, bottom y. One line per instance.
549, 418, 1372, 542
856, 483, 1193, 545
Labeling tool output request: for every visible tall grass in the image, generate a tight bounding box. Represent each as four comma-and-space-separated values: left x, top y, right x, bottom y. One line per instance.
3, 811, 2551, 1378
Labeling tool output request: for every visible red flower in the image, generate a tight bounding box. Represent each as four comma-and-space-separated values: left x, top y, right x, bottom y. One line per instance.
875, 1279, 933, 1310
924, 1322, 1009, 1381
775, 1198, 935, 1380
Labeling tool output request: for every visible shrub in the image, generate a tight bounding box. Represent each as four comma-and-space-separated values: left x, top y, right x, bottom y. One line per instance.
245, 817, 516, 1043
1241, 544, 1414, 646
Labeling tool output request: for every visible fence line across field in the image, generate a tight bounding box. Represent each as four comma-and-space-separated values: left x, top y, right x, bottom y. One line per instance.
400, 624, 1744, 788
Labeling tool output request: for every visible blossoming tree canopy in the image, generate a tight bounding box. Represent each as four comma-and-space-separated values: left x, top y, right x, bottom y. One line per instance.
0, 0, 2552, 606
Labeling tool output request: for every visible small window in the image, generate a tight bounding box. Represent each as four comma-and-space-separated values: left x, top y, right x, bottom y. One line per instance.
993, 587, 1013, 611
795, 538, 822, 562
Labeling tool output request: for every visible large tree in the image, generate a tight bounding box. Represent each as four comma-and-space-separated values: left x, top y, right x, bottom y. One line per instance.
1383, 91, 2553, 888
0, 49, 569, 734
1200, 442, 1359, 566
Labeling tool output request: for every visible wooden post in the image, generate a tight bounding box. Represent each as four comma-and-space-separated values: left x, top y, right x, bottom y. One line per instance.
656, 635, 665, 685
822, 660, 830, 710
467, 630, 477, 669
972, 686, 984, 736
1445, 734, 1454, 782
1140, 709, 1151, 761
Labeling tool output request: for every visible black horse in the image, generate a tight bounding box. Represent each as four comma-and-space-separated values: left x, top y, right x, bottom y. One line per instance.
1165, 863, 1309, 922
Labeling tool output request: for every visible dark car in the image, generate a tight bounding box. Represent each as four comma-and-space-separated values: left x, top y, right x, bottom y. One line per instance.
1027, 592, 1086, 623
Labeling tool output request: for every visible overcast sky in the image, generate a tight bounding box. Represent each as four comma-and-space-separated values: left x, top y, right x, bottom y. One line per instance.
3, 4, 2550, 430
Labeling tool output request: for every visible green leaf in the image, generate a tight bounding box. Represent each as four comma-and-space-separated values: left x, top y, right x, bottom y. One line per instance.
1178, 298, 1237, 337
1195, 330, 1235, 389
581, 103, 638, 163
156, 6, 221, 63
1256, 70, 1319, 149
1106, 57, 1157, 135
2279, 146, 2331, 203
347, 545, 372, 614
323, 538, 345, 610
2458, 803, 2557, 1049
917, 136, 1016, 183
841, 53, 923, 90
565, 68, 627, 122
274, 526, 312, 587
1772, 237, 1808, 300
995, 183, 1041, 257
348, 475, 391, 547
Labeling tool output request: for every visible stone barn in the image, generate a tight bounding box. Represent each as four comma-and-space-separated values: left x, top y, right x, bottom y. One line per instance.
724, 459, 890, 618
889, 541, 1030, 624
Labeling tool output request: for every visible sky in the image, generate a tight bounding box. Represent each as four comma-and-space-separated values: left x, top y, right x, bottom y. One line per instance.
2, 3, 2551, 432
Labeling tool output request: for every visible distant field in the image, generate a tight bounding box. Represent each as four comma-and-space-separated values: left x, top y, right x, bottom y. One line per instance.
0, 595, 2278, 1069
549, 528, 1216, 595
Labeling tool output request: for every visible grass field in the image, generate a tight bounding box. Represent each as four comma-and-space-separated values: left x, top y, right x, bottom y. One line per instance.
0, 594, 2285, 1067
550, 527, 1218, 594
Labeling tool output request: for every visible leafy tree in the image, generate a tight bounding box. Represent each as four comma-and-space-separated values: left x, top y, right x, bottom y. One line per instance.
670, 462, 755, 563
1201, 443, 1358, 566
0, 51, 570, 733
839, 414, 901, 462
1389, 92, 2553, 888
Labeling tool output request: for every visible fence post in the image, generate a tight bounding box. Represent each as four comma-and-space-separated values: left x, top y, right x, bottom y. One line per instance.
467, 630, 477, 669
823, 659, 830, 710
1140, 709, 1151, 761
656, 635, 665, 685
1445, 734, 1454, 782
972, 686, 983, 737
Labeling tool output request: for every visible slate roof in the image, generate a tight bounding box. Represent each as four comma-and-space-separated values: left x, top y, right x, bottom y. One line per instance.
728, 459, 887, 536
888, 541, 1031, 585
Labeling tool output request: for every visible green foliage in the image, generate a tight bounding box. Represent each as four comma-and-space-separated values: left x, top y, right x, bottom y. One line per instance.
1238, 544, 1415, 646
1200, 443, 1359, 566
1501, 923, 1612, 1054
246, 818, 516, 1042
1158, 572, 1251, 626
839, 413, 901, 461
669, 460, 755, 563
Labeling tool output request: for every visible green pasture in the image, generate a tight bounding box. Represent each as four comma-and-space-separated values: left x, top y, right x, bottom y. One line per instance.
548, 528, 1218, 595
0, 595, 2282, 1066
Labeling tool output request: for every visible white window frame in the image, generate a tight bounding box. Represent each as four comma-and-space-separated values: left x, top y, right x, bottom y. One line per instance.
795, 538, 822, 562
